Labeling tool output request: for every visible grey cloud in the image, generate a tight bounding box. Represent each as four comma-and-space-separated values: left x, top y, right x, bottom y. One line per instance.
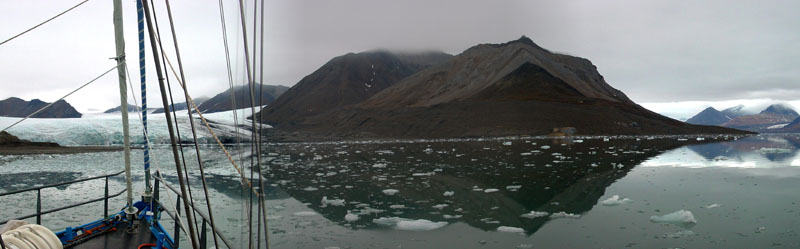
1, 0, 797, 113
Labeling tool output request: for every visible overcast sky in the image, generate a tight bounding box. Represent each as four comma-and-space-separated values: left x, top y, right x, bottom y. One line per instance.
1, 0, 798, 115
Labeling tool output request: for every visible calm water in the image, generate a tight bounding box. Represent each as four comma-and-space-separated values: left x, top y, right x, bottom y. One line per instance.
1, 135, 799, 248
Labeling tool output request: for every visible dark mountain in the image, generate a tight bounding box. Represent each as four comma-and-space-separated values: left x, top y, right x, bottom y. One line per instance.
722, 104, 799, 132
197, 84, 289, 114
0, 97, 81, 118
777, 117, 800, 132
152, 96, 210, 114
103, 104, 142, 113
259, 36, 749, 140
256, 50, 453, 126
760, 103, 799, 117
721, 104, 750, 118
686, 107, 731, 126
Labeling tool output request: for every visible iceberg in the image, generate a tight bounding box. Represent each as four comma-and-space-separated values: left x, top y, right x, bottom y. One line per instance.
549, 212, 581, 219
520, 211, 549, 219
396, 219, 447, 231
496, 226, 525, 233
649, 210, 697, 227
373, 217, 447, 231
599, 195, 632, 206
344, 213, 359, 222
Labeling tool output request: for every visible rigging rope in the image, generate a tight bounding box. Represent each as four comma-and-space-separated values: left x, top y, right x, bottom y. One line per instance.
0, 0, 89, 47
0, 63, 121, 133
161, 0, 222, 247
125, 57, 194, 249
256, 1, 270, 245
139, 0, 201, 247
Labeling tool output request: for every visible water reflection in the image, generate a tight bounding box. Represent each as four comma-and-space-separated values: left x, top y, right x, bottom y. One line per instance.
644, 134, 800, 168
264, 136, 734, 235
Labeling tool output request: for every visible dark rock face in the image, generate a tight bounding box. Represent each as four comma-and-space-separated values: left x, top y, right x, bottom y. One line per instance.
256, 50, 453, 127
0, 131, 59, 147
0, 97, 81, 118
686, 107, 731, 126
152, 96, 210, 114
197, 84, 289, 114
258, 36, 750, 140
103, 104, 142, 113
722, 104, 799, 132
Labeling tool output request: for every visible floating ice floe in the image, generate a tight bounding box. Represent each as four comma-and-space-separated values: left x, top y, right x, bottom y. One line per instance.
649, 210, 697, 226
396, 219, 448, 231
432, 204, 449, 209
503, 141, 512, 146
443, 191, 455, 197
506, 185, 522, 191
293, 211, 318, 217
344, 213, 359, 222
484, 188, 499, 193
520, 211, 549, 218
373, 217, 447, 231
389, 205, 405, 209
321, 196, 346, 207
540, 145, 550, 149
302, 186, 319, 191
599, 195, 632, 206
704, 203, 721, 209
412, 172, 435, 177
372, 163, 387, 168
443, 214, 462, 219
496, 226, 525, 233
382, 189, 399, 195
549, 212, 581, 219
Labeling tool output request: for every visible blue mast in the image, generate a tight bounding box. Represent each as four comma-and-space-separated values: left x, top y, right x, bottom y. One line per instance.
138, 0, 152, 198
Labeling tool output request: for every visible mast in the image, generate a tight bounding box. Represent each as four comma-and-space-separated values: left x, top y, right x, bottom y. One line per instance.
112, 0, 136, 218
141, 0, 201, 247
137, 0, 153, 201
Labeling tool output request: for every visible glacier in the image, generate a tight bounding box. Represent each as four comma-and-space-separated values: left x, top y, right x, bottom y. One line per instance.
0, 108, 266, 146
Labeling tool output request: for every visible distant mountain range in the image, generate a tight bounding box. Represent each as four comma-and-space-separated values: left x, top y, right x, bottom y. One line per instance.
103, 104, 144, 113
255, 36, 748, 140
103, 83, 288, 115
721, 104, 752, 118
152, 96, 209, 114
685, 107, 731, 126
197, 84, 289, 114
686, 103, 799, 133
0, 97, 81, 118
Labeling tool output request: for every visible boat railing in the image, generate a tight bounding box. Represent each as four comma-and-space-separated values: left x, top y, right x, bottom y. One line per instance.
152, 170, 234, 249
0, 170, 126, 226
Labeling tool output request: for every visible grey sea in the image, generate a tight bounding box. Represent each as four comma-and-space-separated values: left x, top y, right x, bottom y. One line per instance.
1, 134, 799, 248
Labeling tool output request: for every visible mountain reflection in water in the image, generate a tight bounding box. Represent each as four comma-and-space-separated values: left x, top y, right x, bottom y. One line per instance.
264, 136, 742, 235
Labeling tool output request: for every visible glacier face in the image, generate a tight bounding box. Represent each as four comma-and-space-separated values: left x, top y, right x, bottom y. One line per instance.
0, 108, 267, 146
